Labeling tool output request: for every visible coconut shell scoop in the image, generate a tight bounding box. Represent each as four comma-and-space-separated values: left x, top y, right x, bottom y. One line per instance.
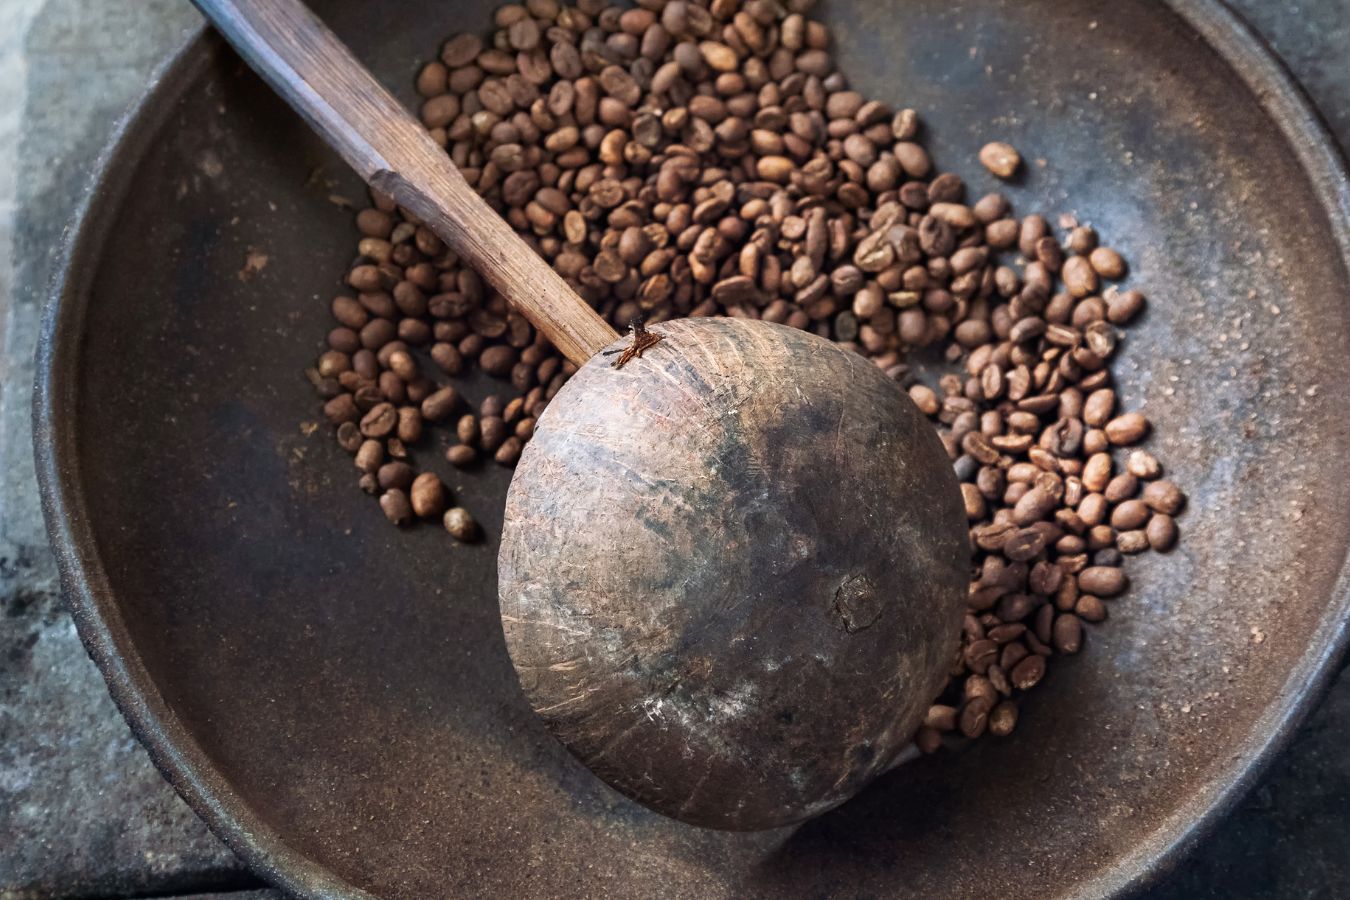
195, 0, 970, 831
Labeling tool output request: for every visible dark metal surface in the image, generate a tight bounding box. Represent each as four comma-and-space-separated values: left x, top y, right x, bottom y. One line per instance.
30, 1, 1350, 898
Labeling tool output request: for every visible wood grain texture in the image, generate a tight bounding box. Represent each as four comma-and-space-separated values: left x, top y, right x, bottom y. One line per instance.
499, 318, 970, 830
192, 0, 616, 365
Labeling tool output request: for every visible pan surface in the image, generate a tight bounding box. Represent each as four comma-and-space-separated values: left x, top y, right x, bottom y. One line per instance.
34, 0, 1350, 897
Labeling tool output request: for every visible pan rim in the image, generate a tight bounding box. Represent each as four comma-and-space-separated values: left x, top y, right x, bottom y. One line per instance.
30, 3, 1350, 898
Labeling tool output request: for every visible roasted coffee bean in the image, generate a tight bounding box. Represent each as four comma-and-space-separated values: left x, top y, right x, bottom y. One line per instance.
1053, 613, 1083, 654
1143, 479, 1186, 515
978, 141, 1020, 179
421, 387, 460, 422
354, 439, 384, 474
379, 489, 413, 526
481, 416, 508, 452
959, 698, 992, 738
1147, 513, 1179, 551
443, 506, 480, 541
495, 435, 524, 466
377, 461, 415, 491
410, 472, 447, 518
446, 444, 477, 467
987, 700, 1018, 736
1078, 566, 1127, 597
1110, 499, 1150, 531
1076, 594, 1107, 623
1104, 412, 1149, 445
359, 402, 398, 438
1010, 654, 1045, 690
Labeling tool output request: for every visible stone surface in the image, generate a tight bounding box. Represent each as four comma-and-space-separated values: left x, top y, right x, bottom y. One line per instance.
0, 0, 1346, 896
0, 0, 250, 895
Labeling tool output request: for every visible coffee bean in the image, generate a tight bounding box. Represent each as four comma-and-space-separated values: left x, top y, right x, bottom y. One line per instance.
410, 472, 447, 518
443, 507, 480, 542
377, 461, 414, 491
1126, 449, 1162, 480
1116, 529, 1149, 554
1106, 289, 1145, 324
1104, 412, 1149, 446
1052, 613, 1083, 654
1076, 594, 1107, 622
1078, 566, 1127, 597
446, 444, 477, 467
959, 697, 992, 738
1110, 499, 1150, 530
359, 402, 397, 438
1147, 513, 1179, 551
480, 416, 507, 453
421, 387, 460, 422
1010, 654, 1045, 690
1061, 255, 1098, 298
354, 439, 383, 473
987, 700, 1018, 736
379, 489, 413, 526
1143, 480, 1186, 515
495, 435, 524, 466
1089, 246, 1126, 279
978, 141, 1021, 179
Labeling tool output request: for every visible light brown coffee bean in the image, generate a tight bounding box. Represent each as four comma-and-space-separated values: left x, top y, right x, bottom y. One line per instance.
443, 506, 480, 541
1078, 566, 1127, 597
1147, 513, 1178, 551
978, 141, 1020, 179
379, 488, 413, 526
1104, 412, 1149, 445
410, 473, 447, 518
1143, 479, 1186, 515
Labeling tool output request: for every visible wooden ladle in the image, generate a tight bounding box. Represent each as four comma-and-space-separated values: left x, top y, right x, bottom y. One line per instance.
195, 0, 970, 831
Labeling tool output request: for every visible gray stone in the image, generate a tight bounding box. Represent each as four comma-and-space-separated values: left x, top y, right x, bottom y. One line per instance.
0, 0, 248, 895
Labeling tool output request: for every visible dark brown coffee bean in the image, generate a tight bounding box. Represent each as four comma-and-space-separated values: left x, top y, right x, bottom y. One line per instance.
1076, 594, 1107, 623
377, 461, 414, 491
430, 342, 464, 375
987, 700, 1018, 736
1052, 613, 1083, 654
359, 402, 397, 438
495, 435, 523, 466
1010, 654, 1045, 690
959, 698, 992, 738
446, 444, 477, 467
421, 387, 460, 422
480, 415, 508, 452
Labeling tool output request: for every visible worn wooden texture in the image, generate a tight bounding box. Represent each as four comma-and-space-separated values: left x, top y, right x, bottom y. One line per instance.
191, 0, 616, 365
499, 318, 969, 830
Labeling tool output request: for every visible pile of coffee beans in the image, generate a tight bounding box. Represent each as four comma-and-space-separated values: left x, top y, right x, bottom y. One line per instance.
305, 0, 1186, 747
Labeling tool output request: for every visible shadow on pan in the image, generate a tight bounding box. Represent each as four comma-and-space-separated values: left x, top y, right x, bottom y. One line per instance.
33, 0, 1350, 896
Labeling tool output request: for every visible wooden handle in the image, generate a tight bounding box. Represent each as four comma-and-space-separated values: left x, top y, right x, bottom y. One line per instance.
193, 0, 618, 366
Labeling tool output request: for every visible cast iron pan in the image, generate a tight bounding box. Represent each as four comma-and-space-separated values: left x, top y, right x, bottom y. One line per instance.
33, 0, 1350, 896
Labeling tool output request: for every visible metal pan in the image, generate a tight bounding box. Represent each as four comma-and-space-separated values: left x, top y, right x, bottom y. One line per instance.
33, 0, 1350, 896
